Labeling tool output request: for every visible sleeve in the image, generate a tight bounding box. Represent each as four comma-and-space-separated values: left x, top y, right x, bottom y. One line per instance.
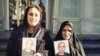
77, 41, 86, 56
73, 38, 86, 56
43, 31, 55, 56
6, 28, 19, 56
70, 33, 86, 56
36, 39, 48, 56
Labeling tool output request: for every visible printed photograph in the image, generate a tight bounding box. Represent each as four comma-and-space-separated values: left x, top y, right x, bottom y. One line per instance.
22, 38, 37, 56
54, 40, 70, 56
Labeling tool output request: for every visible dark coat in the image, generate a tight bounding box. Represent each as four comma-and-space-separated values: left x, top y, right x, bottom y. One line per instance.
55, 52, 70, 56
6, 24, 53, 56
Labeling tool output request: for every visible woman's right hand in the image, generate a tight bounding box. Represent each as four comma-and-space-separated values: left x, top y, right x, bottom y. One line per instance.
33, 53, 43, 56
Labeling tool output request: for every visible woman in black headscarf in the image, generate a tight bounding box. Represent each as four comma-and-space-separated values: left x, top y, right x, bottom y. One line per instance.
6, 3, 52, 56
54, 21, 86, 56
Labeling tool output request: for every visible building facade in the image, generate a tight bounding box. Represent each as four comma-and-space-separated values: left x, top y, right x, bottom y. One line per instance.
1, 0, 100, 35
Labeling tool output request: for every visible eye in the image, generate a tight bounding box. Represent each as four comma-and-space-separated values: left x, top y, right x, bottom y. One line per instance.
35, 14, 38, 17
28, 13, 33, 16
68, 30, 72, 33
62, 29, 66, 31
62, 29, 72, 33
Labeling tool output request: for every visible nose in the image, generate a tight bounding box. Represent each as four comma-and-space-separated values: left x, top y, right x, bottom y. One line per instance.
32, 15, 35, 18
31, 15, 36, 21
65, 31, 69, 36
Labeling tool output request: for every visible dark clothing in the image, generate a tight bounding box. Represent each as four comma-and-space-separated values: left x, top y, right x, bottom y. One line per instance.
6, 24, 53, 56
54, 21, 86, 56
69, 33, 85, 56
54, 33, 86, 56
56, 52, 70, 56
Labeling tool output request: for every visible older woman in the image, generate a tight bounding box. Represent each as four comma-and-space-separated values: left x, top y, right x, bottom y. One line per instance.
54, 21, 86, 56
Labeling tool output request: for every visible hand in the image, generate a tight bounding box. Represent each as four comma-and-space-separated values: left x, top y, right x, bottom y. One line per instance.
33, 53, 42, 56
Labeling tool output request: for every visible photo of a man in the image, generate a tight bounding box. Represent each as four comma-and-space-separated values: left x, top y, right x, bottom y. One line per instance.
55, 42, 70, 56
54, 40, 70, 56
22, 38, 36, 56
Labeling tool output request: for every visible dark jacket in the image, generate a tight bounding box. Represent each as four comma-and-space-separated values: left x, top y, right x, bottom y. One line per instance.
6, 24, 53, 56
56, 52, 70, 56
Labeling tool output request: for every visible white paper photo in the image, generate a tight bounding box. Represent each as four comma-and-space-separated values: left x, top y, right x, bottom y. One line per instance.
22, 38, 37, 56
54, 40, 70, 56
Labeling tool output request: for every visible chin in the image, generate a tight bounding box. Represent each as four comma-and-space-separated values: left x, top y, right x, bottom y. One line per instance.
64, 37, 69, 40
33, 23, 38, 26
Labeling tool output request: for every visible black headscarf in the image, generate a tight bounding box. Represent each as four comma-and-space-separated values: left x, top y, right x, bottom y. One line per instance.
54, 21, 73, 40
54, 21, 86, 56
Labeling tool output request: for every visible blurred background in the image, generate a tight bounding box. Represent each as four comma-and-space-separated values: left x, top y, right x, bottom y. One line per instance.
0, 0, 100, 56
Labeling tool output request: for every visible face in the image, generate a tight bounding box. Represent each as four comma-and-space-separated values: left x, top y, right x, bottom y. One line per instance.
62, 25, 72, 40
58, 42, 65, 54
26, 40, 33, 50
27, 7, 41, 27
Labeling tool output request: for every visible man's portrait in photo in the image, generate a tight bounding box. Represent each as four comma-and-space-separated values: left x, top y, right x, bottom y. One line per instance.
54, 40, 70, 56
22, 38, 36, 56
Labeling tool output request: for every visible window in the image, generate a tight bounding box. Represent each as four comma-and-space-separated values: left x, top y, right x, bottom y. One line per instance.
0, 0, 3, 17
52, 0, 100, 34
0, 0, 4, 30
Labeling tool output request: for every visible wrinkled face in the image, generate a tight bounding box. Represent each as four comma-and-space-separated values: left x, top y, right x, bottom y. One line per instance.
62, 25, 72, 40
27, 7, 41, 27
58, 42, 65, 54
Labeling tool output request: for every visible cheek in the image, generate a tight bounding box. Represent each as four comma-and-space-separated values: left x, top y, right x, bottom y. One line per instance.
27, 15, 29, 18
59, 48, 62, 51
36, 17, 40, 22
36, 17, 41, 24
69, 32, 72, 36
36, 16, 41, 21
27, 18, 32, 25
27, 16, 31, 22
62, 32, 66, 37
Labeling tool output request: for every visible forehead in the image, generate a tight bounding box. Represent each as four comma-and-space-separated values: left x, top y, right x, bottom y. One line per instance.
26, 40, 33, 43
63, 25, 72, 30
58, 42, 65, 46
28, 7, 40, 14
